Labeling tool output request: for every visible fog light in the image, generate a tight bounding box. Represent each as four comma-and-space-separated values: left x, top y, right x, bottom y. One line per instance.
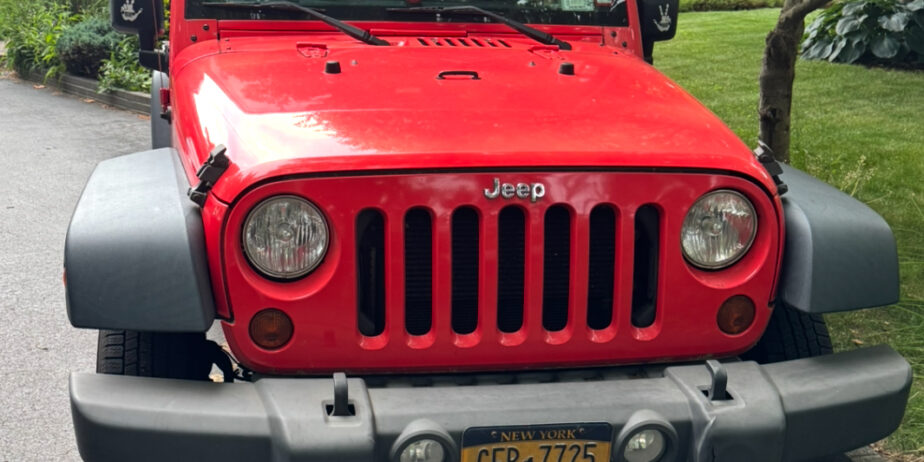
624, 429, 666, 462
399, 438, 445, 462
717, 295, 756, 335
249, 308, 293, 350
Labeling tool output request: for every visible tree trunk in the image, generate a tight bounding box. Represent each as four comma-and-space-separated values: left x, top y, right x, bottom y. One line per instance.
758, 0, 829, 163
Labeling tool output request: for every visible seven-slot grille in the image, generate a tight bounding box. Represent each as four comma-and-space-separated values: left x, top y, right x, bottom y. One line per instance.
356, 203, 661, 340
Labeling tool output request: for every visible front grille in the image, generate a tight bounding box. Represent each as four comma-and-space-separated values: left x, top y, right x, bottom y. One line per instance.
355, 200, 662, 339
223, 170, 780, 373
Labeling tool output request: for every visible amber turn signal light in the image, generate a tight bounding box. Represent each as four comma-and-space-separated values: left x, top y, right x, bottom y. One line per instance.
250, 308, 294, 350
717, 295, 755, 335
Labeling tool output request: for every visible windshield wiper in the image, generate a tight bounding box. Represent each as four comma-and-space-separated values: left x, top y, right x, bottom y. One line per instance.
387, 6, 571, 51
202, 1, 389, 46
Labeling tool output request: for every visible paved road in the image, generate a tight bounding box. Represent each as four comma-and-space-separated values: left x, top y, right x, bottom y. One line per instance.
0, 74, 148, 461
0, 74, 888, 461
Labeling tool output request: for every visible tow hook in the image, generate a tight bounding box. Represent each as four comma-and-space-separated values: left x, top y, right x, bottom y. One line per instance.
705, 360, 730, 401
329, 372, 356, 416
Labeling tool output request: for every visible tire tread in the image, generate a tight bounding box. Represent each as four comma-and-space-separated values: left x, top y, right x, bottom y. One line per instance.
742, 303, 833, 363
96, 330, 211, 380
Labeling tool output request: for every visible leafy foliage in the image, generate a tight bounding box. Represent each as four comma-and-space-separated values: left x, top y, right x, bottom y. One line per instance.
802, 0, 924, 68
0, 1, 76, 79
97, 36, 152, 93
0, 0, 158, 91
56, 17, 121, 77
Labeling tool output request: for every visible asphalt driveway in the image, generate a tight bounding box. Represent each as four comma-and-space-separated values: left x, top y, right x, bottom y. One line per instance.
0, 74, 148, 461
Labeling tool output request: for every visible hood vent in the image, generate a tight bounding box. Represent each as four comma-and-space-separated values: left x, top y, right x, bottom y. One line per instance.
415, 37, 512, 48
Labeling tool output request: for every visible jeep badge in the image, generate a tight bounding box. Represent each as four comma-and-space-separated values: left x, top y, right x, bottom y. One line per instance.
483, 178, 546, 202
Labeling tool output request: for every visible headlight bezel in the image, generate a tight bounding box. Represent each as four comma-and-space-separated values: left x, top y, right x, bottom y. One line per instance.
242, 194, 330, 281
680, 189, 758, 270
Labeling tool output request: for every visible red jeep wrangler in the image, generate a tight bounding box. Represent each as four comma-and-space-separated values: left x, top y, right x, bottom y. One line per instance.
65, 0, 911, 460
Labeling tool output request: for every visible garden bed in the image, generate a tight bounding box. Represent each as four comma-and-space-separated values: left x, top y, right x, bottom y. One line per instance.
22, 69, 150, 114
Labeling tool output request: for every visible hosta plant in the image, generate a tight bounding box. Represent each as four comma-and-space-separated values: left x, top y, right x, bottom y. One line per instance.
802, 0, 924, 68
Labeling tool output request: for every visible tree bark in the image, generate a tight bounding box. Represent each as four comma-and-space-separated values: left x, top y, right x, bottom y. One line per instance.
758, 0, 829, 163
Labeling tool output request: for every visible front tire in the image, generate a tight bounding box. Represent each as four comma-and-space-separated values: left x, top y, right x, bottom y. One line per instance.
742, 302, 833, 363
97, 330, 213, 380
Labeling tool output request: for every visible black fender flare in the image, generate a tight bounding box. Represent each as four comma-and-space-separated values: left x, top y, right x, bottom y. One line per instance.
777, 164, 899, 313
65, 148, 215, 332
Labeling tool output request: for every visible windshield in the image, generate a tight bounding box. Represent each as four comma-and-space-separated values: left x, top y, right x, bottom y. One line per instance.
187, 0, 629, 27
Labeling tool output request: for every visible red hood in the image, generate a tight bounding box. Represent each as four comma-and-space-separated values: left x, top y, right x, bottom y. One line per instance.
170, 35, 774, 202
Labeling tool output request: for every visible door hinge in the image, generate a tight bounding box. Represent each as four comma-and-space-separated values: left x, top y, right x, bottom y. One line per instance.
188, 144, 230, 207
159, 87, 172, 123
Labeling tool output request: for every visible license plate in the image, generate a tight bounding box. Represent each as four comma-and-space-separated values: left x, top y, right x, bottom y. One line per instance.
461, 423, 612, 462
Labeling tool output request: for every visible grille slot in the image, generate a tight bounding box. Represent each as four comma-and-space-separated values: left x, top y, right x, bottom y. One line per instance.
587, 205, 617, 330
405, 208, 433, 336
356, 209, 386, 337
497, 206, 526, 333
451, 207, 480, 334
542, 205, 571, 332
632, 205, 660, 328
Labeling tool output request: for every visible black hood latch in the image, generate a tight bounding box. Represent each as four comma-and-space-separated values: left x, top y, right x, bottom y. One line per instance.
754, 141, 788, 196
188, 144, 230, 207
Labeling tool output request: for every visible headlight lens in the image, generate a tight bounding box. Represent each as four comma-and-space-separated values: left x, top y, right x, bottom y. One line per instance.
681, 190, 757, 269
243, 195, 329, 279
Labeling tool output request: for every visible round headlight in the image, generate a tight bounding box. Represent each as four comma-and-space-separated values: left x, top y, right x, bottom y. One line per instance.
243, 195, 329, 279
681, 190, 757, 269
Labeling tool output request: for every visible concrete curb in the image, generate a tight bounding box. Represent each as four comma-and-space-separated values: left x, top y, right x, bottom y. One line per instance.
22, 70, 150, 115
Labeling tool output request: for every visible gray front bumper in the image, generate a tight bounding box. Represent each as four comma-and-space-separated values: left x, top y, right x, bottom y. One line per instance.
71, 346, 911, 462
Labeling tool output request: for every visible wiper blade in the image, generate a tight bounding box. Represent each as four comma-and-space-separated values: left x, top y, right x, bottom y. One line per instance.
202, 1, 389, 46
388, 6, 571, 51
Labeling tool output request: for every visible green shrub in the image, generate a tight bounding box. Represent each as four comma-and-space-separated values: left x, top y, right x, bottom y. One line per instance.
98, 36, 151, 93
0, 1, 75, 78
56, 17, 120, 77
679, 0, 783, 12
802, 0, 924, 68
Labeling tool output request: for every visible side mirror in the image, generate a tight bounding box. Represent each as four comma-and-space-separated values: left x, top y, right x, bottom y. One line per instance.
637, 0, 679, 63
110, 0, 168, 72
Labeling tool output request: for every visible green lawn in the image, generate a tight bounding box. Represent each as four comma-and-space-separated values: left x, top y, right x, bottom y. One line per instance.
655, 9, 924, 455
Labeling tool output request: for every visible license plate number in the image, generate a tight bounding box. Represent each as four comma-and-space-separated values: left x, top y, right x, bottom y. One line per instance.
461, 423, 612, 462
